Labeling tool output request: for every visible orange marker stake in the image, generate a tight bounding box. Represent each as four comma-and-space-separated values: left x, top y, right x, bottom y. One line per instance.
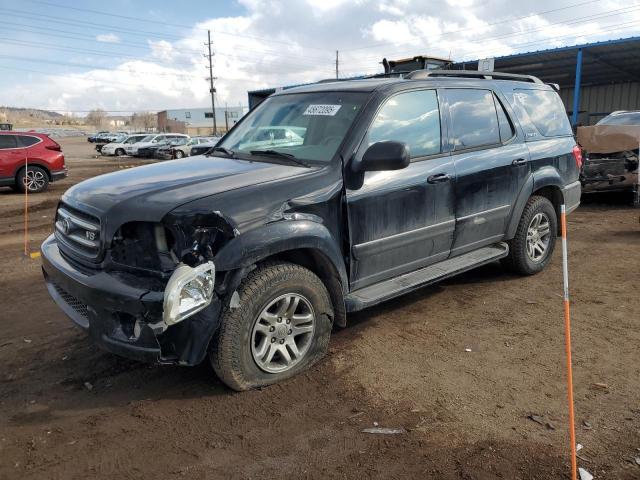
561, 204, 577, 480
24, 157, 28, 257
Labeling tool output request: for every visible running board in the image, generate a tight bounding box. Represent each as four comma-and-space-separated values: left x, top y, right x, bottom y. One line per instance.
345, 243, 509, 312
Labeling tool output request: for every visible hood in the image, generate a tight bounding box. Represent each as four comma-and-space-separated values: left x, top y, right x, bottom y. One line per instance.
62, 156, 312, 233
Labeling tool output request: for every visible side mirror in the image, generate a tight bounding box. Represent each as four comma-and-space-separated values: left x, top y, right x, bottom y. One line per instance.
356, 141, 410, 172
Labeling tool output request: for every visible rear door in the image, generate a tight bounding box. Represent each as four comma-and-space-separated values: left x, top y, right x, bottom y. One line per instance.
346, 89, 456, 290
443, 88, 529, 256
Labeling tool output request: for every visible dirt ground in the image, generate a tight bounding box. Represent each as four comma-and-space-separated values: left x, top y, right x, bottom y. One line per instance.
0, 137, 638, 479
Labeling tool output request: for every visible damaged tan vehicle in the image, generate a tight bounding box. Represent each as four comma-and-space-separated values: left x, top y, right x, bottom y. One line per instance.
577, 111, 640, 195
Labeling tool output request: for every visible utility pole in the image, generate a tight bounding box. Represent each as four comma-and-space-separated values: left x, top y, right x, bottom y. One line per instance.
205, 30, 217, 135
224, 102, 229, 132
335, 50, 339, 80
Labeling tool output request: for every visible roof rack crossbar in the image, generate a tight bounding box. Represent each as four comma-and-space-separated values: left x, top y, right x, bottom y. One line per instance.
405, 69, 544, 84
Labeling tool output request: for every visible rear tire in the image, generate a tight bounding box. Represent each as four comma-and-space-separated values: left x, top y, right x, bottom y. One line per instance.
16, 165, 49, 193
210, 261, 333, 391
115, 148, 125, 156
502, 195, 557, 275
174, 150, 184, 159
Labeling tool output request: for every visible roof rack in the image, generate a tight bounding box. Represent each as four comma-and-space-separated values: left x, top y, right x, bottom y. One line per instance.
404, 69, 544, 84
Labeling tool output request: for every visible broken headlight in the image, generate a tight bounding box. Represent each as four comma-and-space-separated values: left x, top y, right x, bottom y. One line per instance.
163, 261, 215, 325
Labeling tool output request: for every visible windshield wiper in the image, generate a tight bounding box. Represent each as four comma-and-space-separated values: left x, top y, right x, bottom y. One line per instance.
206, 146, 235, 158
249, 149, 309, 167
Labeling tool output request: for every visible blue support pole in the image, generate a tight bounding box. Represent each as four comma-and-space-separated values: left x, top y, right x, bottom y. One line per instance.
571, 48, 583, 128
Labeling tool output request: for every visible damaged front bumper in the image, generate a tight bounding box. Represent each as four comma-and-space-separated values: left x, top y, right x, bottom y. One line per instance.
40, 234, 222, 365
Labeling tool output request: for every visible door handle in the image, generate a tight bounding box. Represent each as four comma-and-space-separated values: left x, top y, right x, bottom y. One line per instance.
427, 173, 451, 184
512, 158, 527, 166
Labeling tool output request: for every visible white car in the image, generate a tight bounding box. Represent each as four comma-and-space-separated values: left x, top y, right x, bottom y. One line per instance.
100, 134, 148, 156
125, 133, 190, 156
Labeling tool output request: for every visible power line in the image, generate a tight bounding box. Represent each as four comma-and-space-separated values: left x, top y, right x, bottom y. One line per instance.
460, 18, 640, 60
12, 1, 329, 51
340, 0, 606, 52
343, 3, 640, 66
0, 19, 335, 64
0, 34, 333, 71
0, 54, 206, 79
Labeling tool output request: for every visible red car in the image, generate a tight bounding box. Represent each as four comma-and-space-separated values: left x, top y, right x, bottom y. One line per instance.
0, 132, 67, 193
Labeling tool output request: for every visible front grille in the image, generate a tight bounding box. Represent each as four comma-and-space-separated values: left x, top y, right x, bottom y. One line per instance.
53, 283, 89, 320
54, 203, 101, 262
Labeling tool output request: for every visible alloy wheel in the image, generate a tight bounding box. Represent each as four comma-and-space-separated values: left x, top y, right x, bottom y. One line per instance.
24, 169, 46, 192
250, 293, 315, 373
526, 212, 551, 262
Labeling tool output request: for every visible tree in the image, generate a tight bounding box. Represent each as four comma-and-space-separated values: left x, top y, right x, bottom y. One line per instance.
130, 111, 156, 131
86, 108, 106, 128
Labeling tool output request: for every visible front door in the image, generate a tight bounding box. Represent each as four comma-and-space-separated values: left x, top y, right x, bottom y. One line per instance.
346, 89, 456, 291
0, 134, 22, 178
442, 88, 530, 256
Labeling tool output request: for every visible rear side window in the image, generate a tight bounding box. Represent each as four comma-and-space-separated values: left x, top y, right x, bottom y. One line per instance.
0, 135, 18, 149
17, 135, 40, 147
495, 97, 515, 142
447, 89, 500, 150
368, 89, 441, 158
513, 89, 572, 137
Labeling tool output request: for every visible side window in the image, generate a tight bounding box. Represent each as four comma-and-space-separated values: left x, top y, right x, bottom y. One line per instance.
494, 96, 515, 142
447, 89, 500, 150
0, 135, 18, 149
368, 89, 441, 158
513, 89, 572, 137
17, 136, 40, 147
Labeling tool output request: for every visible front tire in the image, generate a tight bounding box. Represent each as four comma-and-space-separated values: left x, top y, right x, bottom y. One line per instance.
503, 195, 557, 275
174, 150, 184, 159
210, 262, 333, 391
16, 166, 49, 193
115, 148, 125, 156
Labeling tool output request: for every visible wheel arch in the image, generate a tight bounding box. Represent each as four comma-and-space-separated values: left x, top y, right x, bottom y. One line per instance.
506, 169, 565, 238
14, 161, 52, 181
214, 220, 348, 327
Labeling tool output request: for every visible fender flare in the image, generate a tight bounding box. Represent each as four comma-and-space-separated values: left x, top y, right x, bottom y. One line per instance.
214, 219, 349, 292
12, 160, 52, 180
505, 167, 565, 239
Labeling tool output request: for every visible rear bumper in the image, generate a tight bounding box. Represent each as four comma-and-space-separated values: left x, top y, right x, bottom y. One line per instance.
51, 169, 67, 182
562, 180, 581, 213
40, 234, 222, 365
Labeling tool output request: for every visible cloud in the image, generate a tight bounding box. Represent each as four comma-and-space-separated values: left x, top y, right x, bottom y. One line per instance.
96, 33, 121, 43
1, 0, 637, 113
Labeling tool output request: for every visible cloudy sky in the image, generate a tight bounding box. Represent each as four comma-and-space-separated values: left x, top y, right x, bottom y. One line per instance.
0, 0, 639, 115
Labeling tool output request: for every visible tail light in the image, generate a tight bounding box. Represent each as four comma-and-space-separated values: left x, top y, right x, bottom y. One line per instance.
46, 143, 62, 152
572, 145, 583, 169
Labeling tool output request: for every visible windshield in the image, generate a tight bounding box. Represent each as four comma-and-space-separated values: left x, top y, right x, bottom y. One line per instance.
218, 91, 368, 162
597, 112, 640, 125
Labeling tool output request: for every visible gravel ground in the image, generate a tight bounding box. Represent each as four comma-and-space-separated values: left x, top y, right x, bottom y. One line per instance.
0, 137, 638, 479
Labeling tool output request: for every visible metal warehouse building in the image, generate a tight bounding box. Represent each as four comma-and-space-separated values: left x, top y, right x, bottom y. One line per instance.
157, 107, 245, 136
456, 36, 640, 126
248, 36, 640, 127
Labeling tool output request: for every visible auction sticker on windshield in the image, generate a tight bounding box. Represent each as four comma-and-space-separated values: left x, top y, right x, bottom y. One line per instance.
303, 104, 342, 116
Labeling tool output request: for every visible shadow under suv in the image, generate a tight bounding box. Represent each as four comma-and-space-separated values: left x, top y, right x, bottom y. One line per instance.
41, 70, 581, 390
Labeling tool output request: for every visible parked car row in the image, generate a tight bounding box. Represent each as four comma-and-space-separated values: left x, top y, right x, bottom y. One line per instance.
99, 133, 219, 159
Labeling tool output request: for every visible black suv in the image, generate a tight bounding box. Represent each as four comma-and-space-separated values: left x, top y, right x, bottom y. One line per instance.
41, 71, 581, 391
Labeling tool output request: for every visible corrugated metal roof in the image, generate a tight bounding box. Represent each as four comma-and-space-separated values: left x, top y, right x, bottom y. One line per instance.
248, 36, 640, 102
455, 36, 640, 87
